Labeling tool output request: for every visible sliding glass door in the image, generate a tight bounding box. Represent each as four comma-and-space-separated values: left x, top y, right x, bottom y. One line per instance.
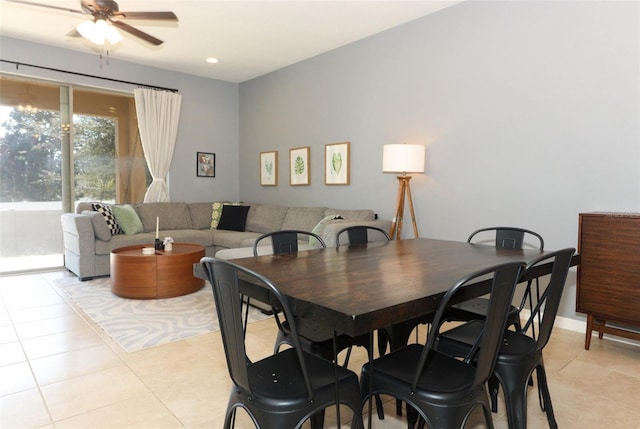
0, 75, 147, 273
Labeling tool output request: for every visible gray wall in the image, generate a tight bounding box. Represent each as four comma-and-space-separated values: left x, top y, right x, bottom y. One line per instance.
2, 0, 639, 323
0, 36, 240, 203
239, 1, 640, 322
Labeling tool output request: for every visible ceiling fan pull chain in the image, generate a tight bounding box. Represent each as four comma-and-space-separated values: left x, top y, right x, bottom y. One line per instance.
98, 48, 110, 68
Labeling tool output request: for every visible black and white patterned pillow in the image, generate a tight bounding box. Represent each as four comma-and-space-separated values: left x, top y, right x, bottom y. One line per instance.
92, 203, 122, 235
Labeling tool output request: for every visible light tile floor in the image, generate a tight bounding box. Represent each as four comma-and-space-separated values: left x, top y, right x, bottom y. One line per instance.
1, 270, 639, 428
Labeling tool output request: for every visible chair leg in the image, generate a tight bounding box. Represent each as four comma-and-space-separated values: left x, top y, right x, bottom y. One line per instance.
409, 402, 481, 429
377, 329, 389, 356
406, 405, 418, 429
343, 345, 353, 367
536, 365, 558, 429
481, 402, 495, 429
374, 394, 384, 420
497, 368, 530, 429
224, 407, 236, 429
488, 374, 500, 413
310, 410, 325, 429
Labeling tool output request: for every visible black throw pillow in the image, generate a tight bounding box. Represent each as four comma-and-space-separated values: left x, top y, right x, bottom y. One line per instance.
217, 205, 250, 232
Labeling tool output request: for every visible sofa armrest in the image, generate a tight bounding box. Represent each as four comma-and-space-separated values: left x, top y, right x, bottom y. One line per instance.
61, 213, 97, 280
321, 220, 393, 247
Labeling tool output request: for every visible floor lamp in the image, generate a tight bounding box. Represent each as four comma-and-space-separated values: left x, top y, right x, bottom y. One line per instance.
383, 144, 425, 240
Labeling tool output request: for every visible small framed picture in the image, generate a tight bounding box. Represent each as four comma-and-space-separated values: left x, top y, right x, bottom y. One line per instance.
197, 152, 215, 177
289, 146, 310, 186
325, 142, 350, 185
260, 151, 278, 186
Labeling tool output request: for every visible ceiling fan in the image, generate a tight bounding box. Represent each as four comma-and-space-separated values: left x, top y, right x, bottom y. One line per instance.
5, 0, 178, 46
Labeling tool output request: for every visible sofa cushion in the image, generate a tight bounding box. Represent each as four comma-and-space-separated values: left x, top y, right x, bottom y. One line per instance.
94, 232, 156, 255
112, 204, 144, 235
217, 205, 250, 232
188, 202, 214, 230
159, 229, 215, 248
324, 208, 375, 221
281, 206, 327, 232
245, 204, 288, 233
135, 203, 191, 232
212, 230, 263, 249
82, 210, 112, 241
91, 203, 123, 235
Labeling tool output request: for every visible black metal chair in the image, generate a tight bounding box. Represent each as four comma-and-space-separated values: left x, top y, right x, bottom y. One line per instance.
360, 261, 526, 429
436, 248, 575, 429
254, 230, 381, 424
253, 230, 371, 366
254, 230, 371, 363
335, 225, 391, 247
200, 257, 364, 429
253, 230, 326, 256
444, 227, 545, 332
337, 225, 435, 419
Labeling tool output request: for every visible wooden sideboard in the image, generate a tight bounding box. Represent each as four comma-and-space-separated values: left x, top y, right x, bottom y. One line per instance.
577, 212, 640, 349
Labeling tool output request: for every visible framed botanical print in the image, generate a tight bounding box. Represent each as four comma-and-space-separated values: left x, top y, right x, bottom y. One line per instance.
260, 151, 278, 186
196, 152, 215, 177
325, 142, 350, 185
289, 146, 310, 186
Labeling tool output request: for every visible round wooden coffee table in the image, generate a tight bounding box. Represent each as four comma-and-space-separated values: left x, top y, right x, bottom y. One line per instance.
110, 243, 205, 299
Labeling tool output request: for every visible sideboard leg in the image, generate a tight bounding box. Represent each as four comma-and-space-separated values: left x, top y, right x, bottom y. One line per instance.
598, 320, 605, 339
585, 314, 594, 350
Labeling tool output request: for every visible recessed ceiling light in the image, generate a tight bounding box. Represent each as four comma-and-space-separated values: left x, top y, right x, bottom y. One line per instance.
206, 57, 219, 64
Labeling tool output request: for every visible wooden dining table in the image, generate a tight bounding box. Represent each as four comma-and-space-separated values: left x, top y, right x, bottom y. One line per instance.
200, 238, 567, 337
194, 237, 579, 428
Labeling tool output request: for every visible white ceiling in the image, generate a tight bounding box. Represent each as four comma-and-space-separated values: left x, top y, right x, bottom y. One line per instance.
0, 0, 459, 83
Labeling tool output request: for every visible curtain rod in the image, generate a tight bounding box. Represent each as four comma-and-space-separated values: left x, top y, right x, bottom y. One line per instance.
0, 59, 179, 93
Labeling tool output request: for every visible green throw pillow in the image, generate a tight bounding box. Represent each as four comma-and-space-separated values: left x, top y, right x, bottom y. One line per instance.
112, 204, 144, 235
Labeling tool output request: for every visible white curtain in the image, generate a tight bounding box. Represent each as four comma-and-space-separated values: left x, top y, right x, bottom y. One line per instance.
134, 88, 182, 202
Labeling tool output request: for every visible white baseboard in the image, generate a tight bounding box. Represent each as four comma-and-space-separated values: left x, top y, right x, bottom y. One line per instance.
520, 310, 640, 347
519, 309, 585, 334
554, 314, 588, 333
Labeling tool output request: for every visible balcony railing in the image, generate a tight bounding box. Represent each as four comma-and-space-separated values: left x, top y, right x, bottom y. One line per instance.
0, 202, 64, 274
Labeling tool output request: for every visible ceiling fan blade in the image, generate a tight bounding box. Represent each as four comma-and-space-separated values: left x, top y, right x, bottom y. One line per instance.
116, 11, 178, 21
111, 20, 163, 46
4, 0, 85, 15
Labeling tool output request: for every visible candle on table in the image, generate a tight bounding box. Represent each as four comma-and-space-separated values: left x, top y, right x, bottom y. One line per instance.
156, 217, 159, 239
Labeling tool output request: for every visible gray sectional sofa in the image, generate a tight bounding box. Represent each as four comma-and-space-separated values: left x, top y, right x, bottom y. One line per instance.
61, 201, 391, 280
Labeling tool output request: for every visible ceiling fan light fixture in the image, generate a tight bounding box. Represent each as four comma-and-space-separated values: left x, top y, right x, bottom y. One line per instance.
77, 19, 122, 45
105, 24, 123, 44
76, 19, 96, 39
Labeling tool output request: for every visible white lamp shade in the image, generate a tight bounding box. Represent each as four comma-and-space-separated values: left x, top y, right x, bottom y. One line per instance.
382, 144, 425, 174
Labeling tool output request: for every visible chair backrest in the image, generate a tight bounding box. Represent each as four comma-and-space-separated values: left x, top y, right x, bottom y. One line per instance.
253, 230, 326, 256
520, 248, 575, 351
467, 227, 545, 251
418, 261, 526, 391
336, 225, 391, 247
200, 257, 315, 400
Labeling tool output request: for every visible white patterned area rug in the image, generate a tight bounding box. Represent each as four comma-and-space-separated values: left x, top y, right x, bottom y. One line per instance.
53, 276, 272, 353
